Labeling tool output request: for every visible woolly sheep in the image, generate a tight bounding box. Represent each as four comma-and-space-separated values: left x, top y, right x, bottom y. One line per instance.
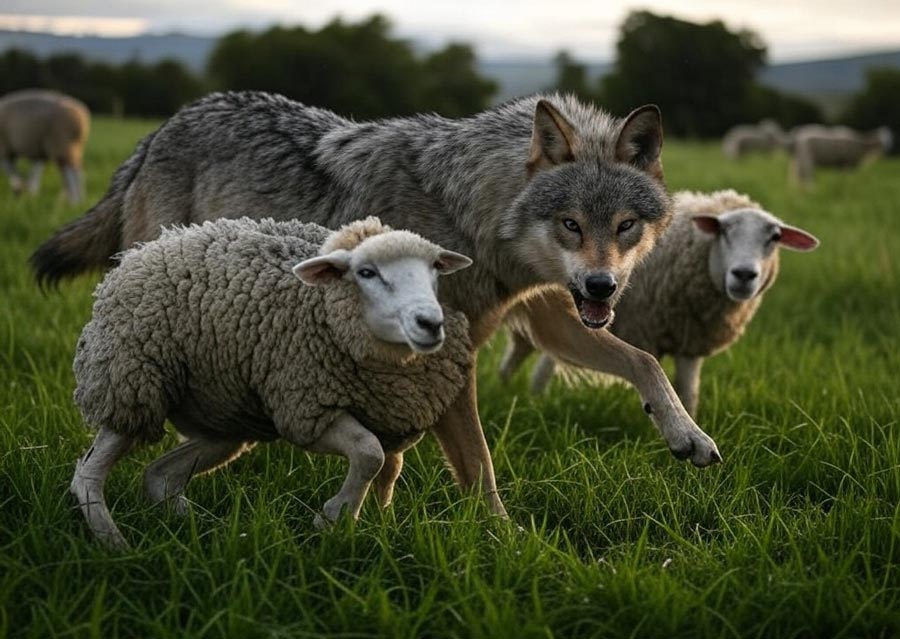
69, 216, 474, 548
500, 189, 819, 416
722, 119, 786, 159
0, 89, 90, 203
790, 124, 892, 184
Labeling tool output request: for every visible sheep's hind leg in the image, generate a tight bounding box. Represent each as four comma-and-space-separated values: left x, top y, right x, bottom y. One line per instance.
143, 437, 251, 515
60, 164, 84, 204
70, 426, 135, 549
1, 157, 23, 195
305, 413, 385, 528
26, 161, 44, 195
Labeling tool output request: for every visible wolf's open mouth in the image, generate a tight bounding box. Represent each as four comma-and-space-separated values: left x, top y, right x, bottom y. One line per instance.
569, 286, 612, 329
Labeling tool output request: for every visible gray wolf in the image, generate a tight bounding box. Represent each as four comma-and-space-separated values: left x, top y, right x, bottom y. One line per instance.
0, 89, 90, 203
34, 91, 721, 517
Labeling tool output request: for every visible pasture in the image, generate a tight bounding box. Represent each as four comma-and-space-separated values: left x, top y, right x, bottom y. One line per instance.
1, 117, 898, 638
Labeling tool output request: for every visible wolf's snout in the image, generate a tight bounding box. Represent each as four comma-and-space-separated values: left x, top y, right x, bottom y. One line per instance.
415, 313, 443, 337
730, 267, 758, 283
585, 273, 617, 300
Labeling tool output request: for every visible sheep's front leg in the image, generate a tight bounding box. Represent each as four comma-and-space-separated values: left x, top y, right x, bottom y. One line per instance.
26, 161, 44, 195
498, 329, 535, 382
530, 354, 557, 394
673, 356, 704, 418
70, 426, 135, 549
306, 413, 385, 528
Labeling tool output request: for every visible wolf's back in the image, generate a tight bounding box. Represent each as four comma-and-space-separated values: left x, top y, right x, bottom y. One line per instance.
30, 129, 156, 287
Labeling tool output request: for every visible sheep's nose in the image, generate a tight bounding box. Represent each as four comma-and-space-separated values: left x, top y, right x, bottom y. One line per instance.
585, 273, 617, 300
415, 314, 443, 337
730, 268, 759, 283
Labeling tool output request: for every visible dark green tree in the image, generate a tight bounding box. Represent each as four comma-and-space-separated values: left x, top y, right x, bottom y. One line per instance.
551, 50, 593, 101
420, 43, 497, 117
599, 11, 766, 137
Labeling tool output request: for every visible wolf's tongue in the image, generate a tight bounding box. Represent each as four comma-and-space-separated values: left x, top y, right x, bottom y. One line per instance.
580, 299, 611, 324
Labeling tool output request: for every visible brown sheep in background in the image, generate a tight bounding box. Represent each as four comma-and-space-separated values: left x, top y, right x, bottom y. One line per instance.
0, 89, 90, 203
789, 124, 893, 185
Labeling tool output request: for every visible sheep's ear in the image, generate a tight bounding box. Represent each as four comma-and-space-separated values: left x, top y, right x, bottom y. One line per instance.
434, 250, 473, 275
692, 215, 721, 235
526, 99, 577, 177
292, 250, 352, 286
616, 104, 664, 182
778, 224, 819, 252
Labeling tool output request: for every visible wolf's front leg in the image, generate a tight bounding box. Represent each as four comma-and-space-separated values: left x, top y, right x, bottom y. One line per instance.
431, 366, 509, 517
305, 413, 385, 528
521, 292, 721, 467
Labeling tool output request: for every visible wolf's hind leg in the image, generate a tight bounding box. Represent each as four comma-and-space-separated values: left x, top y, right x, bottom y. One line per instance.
304, 413, 384, 528
70, 426, 135, 549
143, 437, 251, 515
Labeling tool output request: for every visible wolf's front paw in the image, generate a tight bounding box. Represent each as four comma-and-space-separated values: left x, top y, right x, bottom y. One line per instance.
669, 428, 722, 467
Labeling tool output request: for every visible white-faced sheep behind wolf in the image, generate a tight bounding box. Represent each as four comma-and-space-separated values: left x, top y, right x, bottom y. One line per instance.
70, 216, 474, 548
500, 190, 819, 416
0, 89, 90, 203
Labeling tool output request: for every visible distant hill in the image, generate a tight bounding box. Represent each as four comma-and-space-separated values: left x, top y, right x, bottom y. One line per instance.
2, 30, 898, 108
0, 30, 215, 72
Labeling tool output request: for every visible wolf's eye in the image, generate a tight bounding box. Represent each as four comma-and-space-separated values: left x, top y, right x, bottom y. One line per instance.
357, 268, 377, 279
617, 219, 636, 234
563, 218, 581, 233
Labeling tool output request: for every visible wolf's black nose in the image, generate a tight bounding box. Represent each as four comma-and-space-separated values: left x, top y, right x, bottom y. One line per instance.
730, 268, 758, 283
416, 315, 443, 336
585, 273, 617, 299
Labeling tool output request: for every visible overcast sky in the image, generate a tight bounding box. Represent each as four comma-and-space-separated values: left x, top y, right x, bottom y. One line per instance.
1, 0, 899, 62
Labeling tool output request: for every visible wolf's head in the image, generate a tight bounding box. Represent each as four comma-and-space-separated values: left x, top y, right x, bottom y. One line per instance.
502, 98, 671, 329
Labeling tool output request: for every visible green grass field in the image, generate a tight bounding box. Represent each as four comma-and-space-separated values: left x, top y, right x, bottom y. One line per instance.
1, 117, 898, 639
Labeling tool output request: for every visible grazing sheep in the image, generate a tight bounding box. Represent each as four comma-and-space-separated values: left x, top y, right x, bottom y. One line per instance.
69, 216, 474, 548
0, 89, 90, 203
722, 119, 786, 159
790, 124, 892, 184
500, 189, 819, 416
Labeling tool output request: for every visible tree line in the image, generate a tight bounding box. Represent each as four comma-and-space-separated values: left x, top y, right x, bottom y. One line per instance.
0, 11, 896, 141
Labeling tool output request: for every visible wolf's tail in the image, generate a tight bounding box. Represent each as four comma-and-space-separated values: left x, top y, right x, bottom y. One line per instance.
30, 130, 156, 288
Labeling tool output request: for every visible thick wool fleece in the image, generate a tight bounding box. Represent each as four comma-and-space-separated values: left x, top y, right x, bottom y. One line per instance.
610, 190, 776, 358
73, 217, 472, 450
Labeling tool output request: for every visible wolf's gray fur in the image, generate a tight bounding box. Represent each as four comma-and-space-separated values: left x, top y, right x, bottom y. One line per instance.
35, 91, 721, 516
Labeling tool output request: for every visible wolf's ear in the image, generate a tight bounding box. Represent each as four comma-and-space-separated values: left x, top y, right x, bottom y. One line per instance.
292, 250, 352, 286
527, 99, 577, 177
616, 105, 664, 182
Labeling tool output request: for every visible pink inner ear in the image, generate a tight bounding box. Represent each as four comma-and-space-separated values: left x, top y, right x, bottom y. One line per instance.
299, 261, 341, 283
779, 226, 819, 251
692, 216, 720, 234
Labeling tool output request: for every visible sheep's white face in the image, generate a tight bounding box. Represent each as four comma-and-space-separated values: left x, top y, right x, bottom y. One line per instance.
293, 235, 472, 354
693, 209, 819, 302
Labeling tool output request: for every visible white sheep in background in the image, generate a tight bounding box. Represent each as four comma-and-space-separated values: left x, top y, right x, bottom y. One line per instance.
69, 216, 473, 548
790, 124, 893, 184
722, 119, 786, 159
500, 190, 819, 416
0, 89, 90, 203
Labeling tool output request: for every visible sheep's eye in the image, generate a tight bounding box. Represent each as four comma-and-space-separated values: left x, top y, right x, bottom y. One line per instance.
357, 268, 377, 279
770, 232, 782, 243
617, 219, 636, 234
563, 218, 581, 233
